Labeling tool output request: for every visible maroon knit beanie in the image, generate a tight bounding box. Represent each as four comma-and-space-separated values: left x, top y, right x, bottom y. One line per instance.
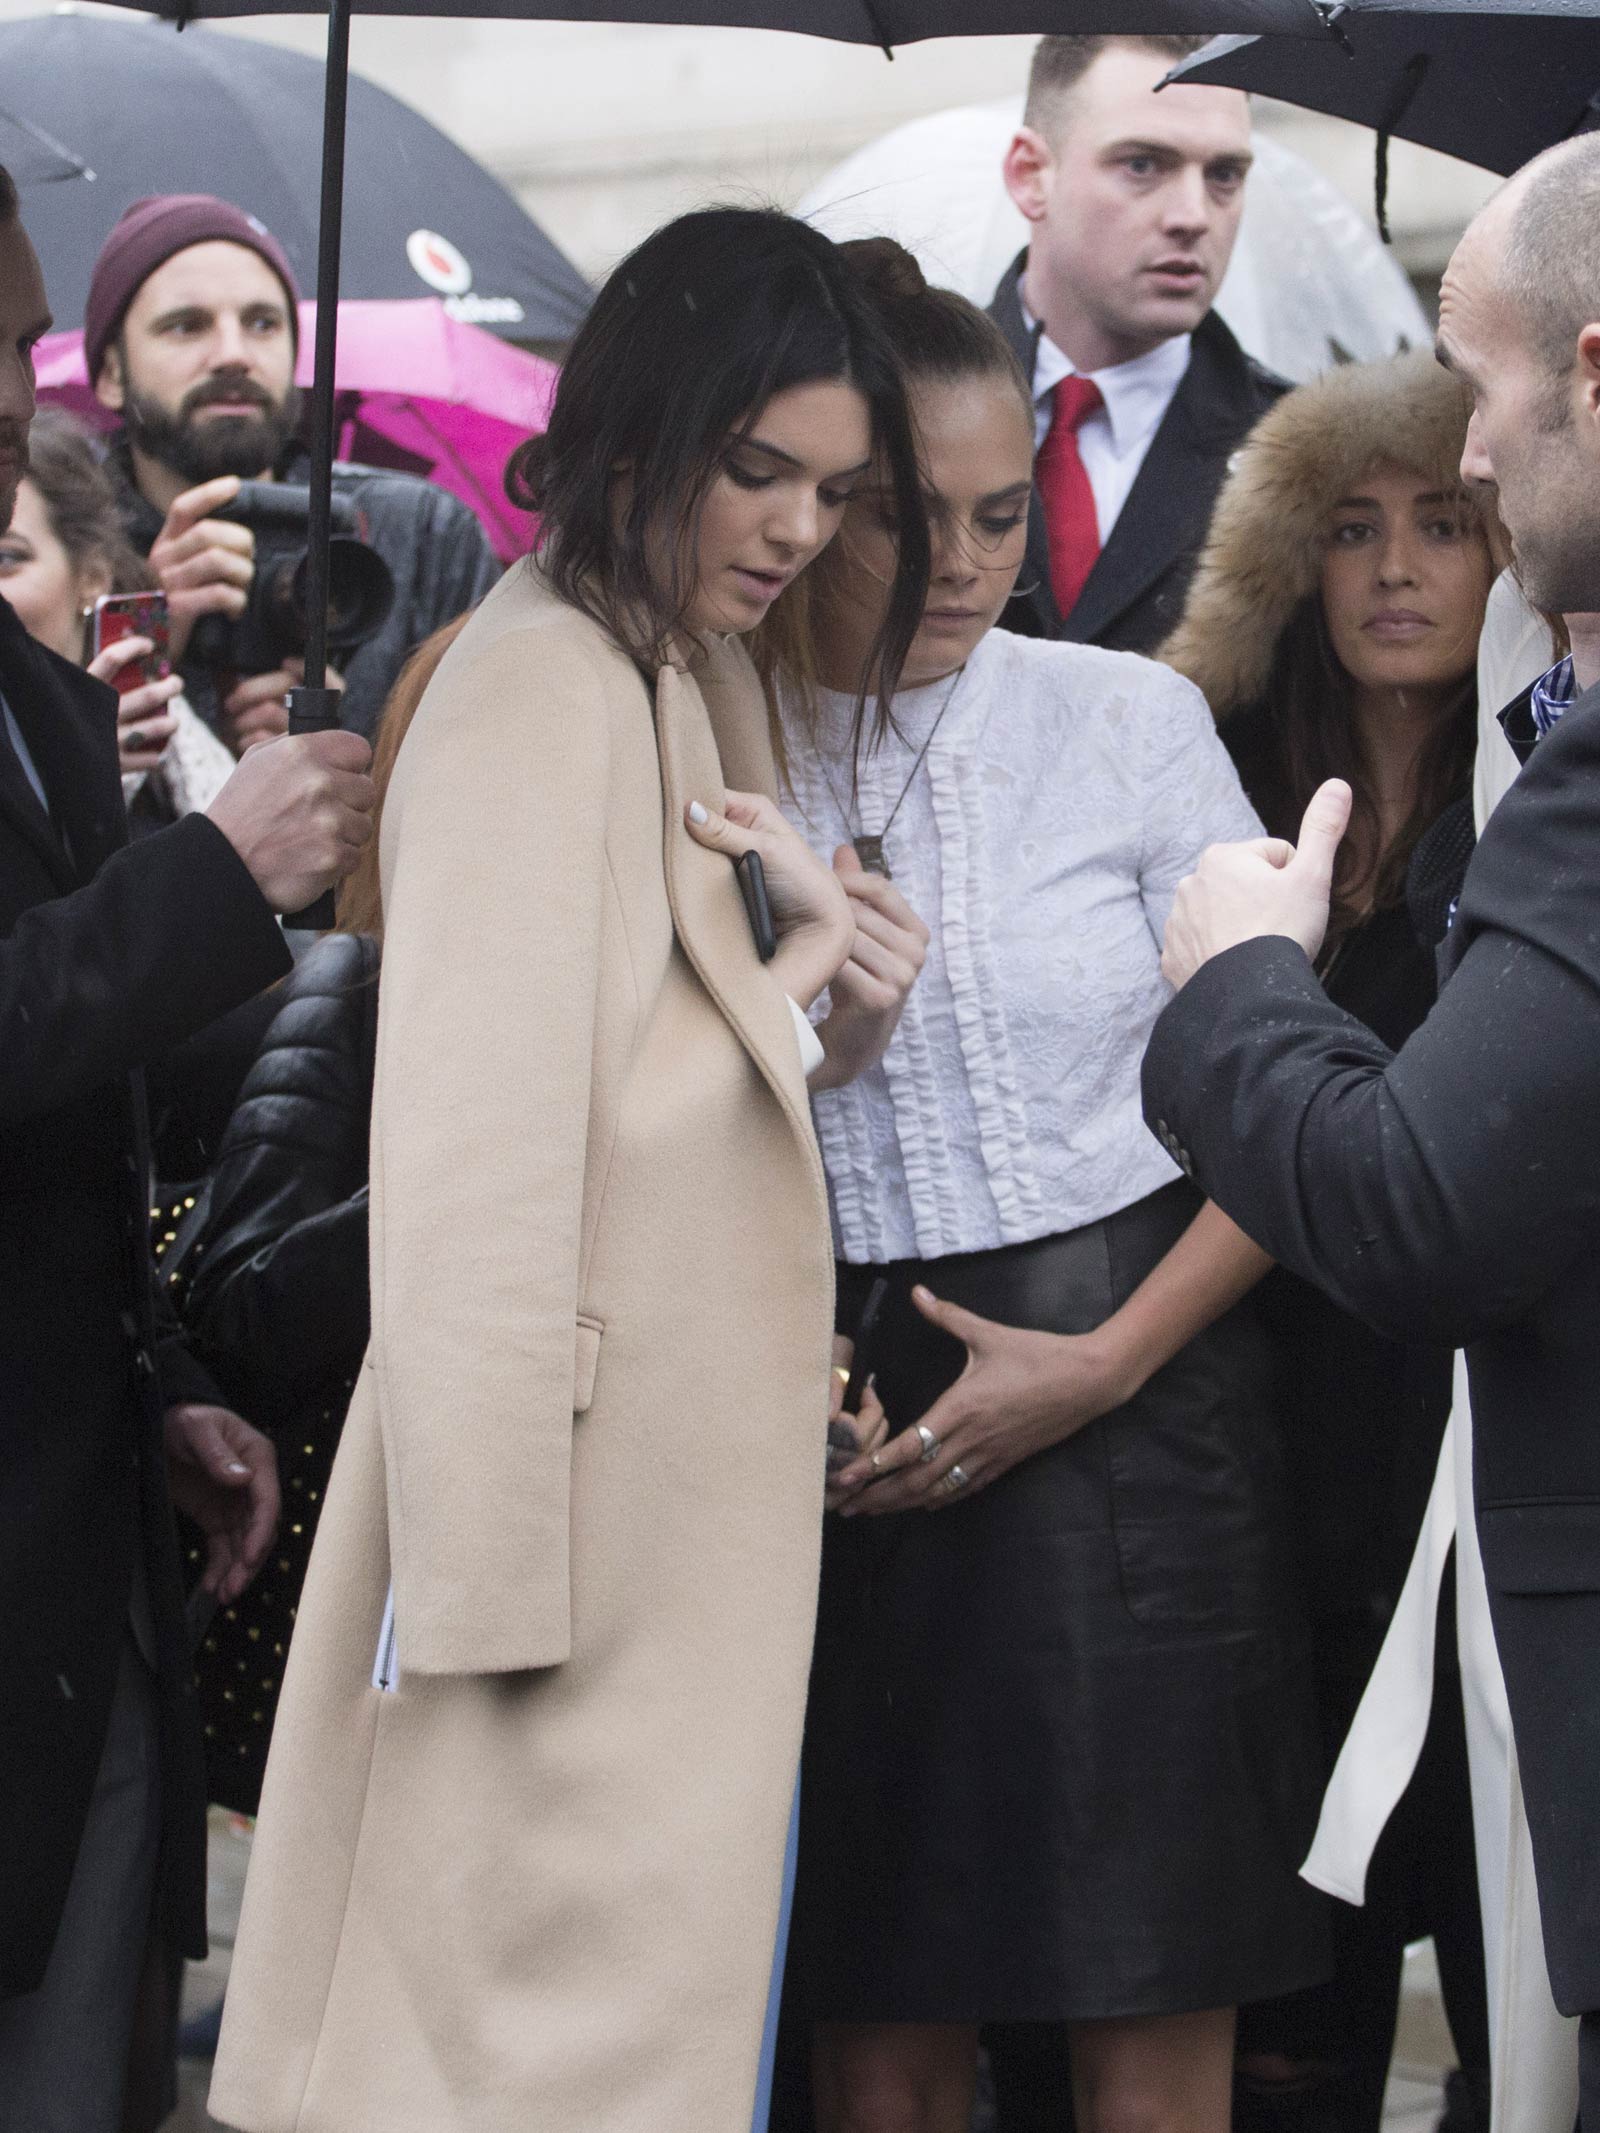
84, 194, 301, 387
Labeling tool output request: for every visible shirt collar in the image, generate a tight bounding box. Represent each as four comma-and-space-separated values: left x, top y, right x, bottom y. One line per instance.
1019, 280, 1192, 459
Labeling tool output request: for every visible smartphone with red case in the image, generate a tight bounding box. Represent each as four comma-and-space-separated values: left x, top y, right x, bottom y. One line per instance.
91, 591, 170, 696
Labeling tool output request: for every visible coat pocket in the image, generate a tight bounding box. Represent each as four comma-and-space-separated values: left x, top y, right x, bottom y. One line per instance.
1478, 1499, 1600, 1595
574, 1314, 604, 1414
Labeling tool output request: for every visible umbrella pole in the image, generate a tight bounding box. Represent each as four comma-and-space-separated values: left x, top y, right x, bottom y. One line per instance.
286, 0, 352, 928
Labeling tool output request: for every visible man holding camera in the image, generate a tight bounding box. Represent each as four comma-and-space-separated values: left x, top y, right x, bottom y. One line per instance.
86, 193, 500, 746
0, 165, 377, 2128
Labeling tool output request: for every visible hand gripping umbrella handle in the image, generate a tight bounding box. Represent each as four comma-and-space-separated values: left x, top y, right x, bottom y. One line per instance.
285, 683, 343, 932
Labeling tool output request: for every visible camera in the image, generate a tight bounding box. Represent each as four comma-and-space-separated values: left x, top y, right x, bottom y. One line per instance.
186, 482, 396, 672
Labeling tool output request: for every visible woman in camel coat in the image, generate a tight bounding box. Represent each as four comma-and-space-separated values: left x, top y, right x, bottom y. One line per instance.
209, 206, 931, 2133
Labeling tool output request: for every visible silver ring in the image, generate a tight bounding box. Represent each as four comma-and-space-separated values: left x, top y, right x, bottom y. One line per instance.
943, 1464, 970, 1493
914, 1423, 940, 1464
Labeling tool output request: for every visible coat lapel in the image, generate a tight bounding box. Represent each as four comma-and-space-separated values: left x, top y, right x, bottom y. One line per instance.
653, 656, 826, 1205
0, 602, 85, 891
1065, 333, 1225, 647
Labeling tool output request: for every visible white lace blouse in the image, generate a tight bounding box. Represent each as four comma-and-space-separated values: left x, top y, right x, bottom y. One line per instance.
776, 628, 1262, 1264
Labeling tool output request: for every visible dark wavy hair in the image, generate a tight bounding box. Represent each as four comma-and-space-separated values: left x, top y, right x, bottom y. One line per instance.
24, 407, 150, 607
1245, 593, 1478, 931
505, 206, 930, 693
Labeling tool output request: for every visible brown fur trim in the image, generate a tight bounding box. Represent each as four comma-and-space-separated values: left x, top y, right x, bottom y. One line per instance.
1158, 353, 1477, 718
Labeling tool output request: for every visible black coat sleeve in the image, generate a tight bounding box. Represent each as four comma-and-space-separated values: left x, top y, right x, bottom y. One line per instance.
0, 812, 290, 1126
1143, 931, 1600, 1349
184, 933, 376, 1429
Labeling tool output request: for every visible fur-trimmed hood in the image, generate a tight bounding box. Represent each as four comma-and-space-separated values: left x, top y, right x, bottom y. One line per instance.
1158, 352, 1485, 717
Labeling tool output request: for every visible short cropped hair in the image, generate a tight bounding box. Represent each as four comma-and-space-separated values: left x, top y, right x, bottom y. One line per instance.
1023, 34, 1209, 135
0, 164, 18, 226
1500, 135, 1600, 379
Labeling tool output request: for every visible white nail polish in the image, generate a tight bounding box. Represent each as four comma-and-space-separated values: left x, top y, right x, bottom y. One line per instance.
688, 801, 709, 825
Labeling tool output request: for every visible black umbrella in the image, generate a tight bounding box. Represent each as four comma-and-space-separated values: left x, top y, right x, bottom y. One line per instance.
1168, 7, 1600, 229
2, 14, 590, 347
78, 0, 1335, 920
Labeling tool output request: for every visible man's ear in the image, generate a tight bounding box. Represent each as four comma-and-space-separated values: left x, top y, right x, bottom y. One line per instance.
1002, 126, 1056, 226
94, 339, 126, 415
1576, 322, 1600, 423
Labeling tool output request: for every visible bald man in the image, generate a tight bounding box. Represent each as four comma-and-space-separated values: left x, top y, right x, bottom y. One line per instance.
1140, 136, 1600, 2123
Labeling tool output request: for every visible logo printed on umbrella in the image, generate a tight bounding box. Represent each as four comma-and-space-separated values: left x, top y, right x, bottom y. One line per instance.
407, 229, 474, 298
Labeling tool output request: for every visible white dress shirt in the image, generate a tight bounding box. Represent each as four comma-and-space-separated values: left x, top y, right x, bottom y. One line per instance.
1022, 285, 1192, 547
778, 628, 1261, 1264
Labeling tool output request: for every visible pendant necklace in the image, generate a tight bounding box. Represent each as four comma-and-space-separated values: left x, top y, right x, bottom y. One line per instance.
818, 665, 966, 878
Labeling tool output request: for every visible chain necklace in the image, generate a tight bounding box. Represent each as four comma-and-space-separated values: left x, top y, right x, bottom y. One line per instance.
815, 665, 966, 878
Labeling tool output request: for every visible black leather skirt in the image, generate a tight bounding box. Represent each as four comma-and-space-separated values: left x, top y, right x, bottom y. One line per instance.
789, 1180, 1329, 2024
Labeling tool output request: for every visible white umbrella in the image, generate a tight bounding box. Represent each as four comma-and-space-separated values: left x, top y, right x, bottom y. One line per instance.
797, 97, 1428, 383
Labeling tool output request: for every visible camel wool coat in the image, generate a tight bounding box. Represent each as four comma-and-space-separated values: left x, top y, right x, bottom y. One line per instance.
209, 562, 835, 2133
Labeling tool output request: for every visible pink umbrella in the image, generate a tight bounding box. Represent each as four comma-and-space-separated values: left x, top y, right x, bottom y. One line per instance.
34, 297, 559, 563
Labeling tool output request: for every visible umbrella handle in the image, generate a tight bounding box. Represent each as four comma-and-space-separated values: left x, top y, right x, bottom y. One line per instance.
284, 683, 343, 933
301, 0, 352, 694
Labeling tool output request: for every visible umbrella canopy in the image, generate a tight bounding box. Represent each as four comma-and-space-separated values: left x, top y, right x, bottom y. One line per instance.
0, 12, 590, 345
33, 298, 558, 563
1169, 9, 1600, 180
90, 0, 1331, 30
799, 102, 1428, 380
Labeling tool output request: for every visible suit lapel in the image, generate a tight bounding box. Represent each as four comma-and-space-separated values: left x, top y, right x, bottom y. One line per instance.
1064, 343, 1223, 647
12, 637, 127, 886
653, 657, 826, 1205
0, 604, 80, 890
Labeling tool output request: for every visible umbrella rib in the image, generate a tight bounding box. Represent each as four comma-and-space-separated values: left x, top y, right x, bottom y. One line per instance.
1374, 52, 1429, 244
856, 0, 894, 61
0, 104, 95, 182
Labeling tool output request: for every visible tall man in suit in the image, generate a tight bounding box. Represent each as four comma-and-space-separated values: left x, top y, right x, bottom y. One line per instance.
1143, 135, 1600, 2125
0, 166, 376, 2130
991, 35, 1283, 653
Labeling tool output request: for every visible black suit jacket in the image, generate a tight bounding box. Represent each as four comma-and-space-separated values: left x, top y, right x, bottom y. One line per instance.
1140, 678, 1600, 2016
989, 254, 1284, 653
0, 592, 290, 1995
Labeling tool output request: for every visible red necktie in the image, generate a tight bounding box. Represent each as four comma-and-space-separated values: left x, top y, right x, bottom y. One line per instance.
1034, 375, 1104, 623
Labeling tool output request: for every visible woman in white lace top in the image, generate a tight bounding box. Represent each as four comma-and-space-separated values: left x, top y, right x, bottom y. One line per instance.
769, 243, 1327, 2133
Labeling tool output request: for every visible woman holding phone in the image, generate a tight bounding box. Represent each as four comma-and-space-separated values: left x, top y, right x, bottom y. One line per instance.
769, 244, 1325, 2133
209, 207, 930, 2133
0, 408, 233, 815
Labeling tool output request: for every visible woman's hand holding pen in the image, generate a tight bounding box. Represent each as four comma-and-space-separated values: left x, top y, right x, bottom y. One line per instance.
810, 848, 930, 1092
829, 1289, 1138, 1515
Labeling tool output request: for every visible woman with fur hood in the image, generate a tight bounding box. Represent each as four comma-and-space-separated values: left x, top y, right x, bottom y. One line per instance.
1160, 351, 1496, 2131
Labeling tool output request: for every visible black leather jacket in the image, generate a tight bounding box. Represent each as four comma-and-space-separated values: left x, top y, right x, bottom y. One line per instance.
185, 930, 378, 1431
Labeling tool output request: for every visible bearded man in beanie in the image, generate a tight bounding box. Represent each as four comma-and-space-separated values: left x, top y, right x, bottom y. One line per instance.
87, 194, 499, 744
